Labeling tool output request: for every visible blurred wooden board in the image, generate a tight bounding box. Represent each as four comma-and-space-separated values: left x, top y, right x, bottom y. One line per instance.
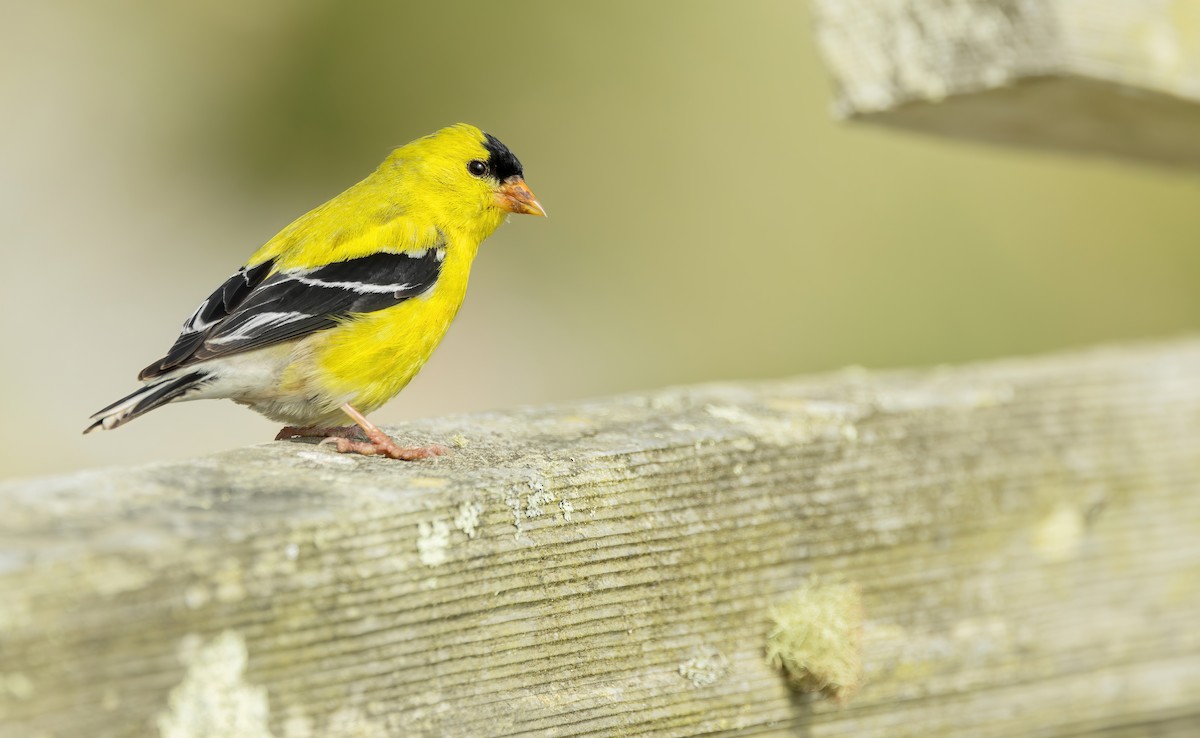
811, 0, 1200, 169
3, 339, 1200, 735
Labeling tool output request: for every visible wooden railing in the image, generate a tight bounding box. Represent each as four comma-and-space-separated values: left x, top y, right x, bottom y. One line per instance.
811, 0, 1200, 169
3, 340, 1199, 736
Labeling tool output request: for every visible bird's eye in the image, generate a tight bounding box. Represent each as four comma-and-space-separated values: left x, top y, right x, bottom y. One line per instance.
467, 160, 488, 177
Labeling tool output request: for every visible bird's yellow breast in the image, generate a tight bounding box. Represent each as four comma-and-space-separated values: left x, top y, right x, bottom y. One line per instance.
288, 238, 480, 415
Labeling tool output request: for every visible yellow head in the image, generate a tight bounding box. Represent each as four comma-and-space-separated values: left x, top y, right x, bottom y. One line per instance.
380, 124, 544, 242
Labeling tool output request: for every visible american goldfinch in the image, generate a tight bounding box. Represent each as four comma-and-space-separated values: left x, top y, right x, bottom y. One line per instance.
86, 124, 544, 460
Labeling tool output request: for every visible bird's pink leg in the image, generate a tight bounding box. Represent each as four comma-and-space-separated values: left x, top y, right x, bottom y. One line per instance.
275, 425, 363, 441
320, 403, 450, 461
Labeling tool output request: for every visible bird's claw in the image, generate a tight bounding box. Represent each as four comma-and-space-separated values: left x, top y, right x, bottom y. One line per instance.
320, 435, 450, 461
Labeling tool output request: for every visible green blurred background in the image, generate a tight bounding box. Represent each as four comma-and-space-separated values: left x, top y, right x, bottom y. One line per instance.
3, 1, 1198, 479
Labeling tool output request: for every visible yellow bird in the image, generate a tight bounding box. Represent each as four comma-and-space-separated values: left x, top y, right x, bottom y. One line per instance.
86, 124, 544, 459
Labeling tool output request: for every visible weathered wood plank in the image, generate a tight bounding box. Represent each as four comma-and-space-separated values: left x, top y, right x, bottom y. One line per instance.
2, 340, 1200, 736
810, 0, 1200, 169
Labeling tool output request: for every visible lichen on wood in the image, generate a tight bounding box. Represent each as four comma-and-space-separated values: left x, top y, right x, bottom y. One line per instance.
767, 578, 865, 702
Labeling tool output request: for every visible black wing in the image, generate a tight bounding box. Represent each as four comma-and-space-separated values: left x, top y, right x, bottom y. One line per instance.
140, 248, 445, 379
139, 260, 276, 380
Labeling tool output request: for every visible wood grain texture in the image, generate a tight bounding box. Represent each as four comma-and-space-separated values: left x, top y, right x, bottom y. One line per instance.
2, 340, 1200, 736
810, 0, 1200, 169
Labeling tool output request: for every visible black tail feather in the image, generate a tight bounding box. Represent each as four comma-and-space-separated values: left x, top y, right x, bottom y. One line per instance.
85, 371, 212, 434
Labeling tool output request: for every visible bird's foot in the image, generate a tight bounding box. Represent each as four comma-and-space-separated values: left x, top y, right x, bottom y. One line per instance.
275, 425, 365, 442
319, 435, 450, 461
310, 402, 451, 461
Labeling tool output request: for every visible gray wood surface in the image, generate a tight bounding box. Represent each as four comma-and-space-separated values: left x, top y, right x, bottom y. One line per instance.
3, 340, 1200, 736
810, 0, 1200, 169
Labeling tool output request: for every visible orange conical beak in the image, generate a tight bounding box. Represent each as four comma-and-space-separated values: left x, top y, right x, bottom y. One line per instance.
496, 176, 546, 217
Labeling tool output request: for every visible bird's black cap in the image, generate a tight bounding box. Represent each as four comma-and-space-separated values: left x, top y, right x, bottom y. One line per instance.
483, 132, 524, 182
